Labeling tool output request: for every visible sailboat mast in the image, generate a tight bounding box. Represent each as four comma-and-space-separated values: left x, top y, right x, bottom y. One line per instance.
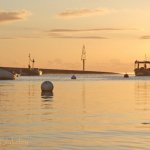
83, 59, 85, 71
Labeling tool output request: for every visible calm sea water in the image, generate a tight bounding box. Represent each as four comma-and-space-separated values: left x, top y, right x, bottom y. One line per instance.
1, 74, 150, 150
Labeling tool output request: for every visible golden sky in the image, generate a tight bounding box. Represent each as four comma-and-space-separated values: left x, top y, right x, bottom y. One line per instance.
1, 0, 150, 72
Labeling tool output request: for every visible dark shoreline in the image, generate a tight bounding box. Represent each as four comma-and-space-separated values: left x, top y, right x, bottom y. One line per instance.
0, 67, 119, 74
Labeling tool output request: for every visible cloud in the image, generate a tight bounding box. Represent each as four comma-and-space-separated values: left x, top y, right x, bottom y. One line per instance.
57, 8, 110, 18
47, 27, 136, 39
50, 35, 107, 39
49, 28, 135, 33
0, 34, 42, 40
47, 28, 110, 39
0, 9, 31, 23
0, 37, 15, 39
140, 35, 150, 39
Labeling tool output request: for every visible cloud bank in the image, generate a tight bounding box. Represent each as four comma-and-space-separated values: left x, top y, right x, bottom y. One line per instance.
140, 35, 150, 39
49, 28, 135, 33
48, 28, 109, 39
57, 8, 110, 18
51, 35, 107, 39
47, 27, 136, 39
0, 9, 31, 23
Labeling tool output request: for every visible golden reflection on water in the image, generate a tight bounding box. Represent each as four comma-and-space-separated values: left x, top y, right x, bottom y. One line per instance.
134, 81, 150, 129
0, 78, 150, 149
135, 81, 150, 111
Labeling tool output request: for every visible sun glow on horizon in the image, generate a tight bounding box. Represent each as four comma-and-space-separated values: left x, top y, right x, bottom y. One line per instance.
1, 0, 150, 72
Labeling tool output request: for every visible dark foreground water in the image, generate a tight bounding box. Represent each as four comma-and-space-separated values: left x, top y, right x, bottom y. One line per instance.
1, 74, 150, 150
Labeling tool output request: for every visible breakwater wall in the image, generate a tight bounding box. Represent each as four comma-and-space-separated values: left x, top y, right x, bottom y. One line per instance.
0, 67, 118, 74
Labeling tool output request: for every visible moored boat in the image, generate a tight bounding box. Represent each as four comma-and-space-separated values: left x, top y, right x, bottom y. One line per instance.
124, 73, 129, 78
134, 60, 150, 76
21, 54, 42, 76
0, 68, 15, 80
71, 75, 76, 79
21, 68, 42, 76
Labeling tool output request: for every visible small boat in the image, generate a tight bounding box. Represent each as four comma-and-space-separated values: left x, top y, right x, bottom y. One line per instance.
134, 60, 150, 76
21, 54, 42, 76
124, 73, 129, 78
0, 68, 15, 80
71, 75, 76, 79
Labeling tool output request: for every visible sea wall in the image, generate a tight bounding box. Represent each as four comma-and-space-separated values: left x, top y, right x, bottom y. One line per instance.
0, 67, 118, 74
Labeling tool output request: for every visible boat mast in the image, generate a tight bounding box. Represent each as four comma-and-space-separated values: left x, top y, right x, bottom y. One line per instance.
81, 45, 86, 71
28, 53, 35, 69
145, 54, 147, 69
28, 53, 31, 69
32, 59, 35, 69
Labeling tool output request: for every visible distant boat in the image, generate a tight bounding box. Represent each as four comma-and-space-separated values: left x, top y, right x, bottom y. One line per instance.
134, 60, 150, 76
71, 75, 76, 79
0, 68, 15, 80
21, 54, 42, 76
124, 73, 129, 78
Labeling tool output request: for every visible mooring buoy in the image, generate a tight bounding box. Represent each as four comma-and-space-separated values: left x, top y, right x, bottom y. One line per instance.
71, 75, 76, 80
124, 73, 129, 78
41, 81, 54, 92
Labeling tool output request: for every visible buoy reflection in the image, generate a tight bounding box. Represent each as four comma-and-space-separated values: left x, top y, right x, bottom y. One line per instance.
41, 91, 53, 99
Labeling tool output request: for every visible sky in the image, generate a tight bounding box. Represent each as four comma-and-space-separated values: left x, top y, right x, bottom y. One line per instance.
1, 0, 150, 73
